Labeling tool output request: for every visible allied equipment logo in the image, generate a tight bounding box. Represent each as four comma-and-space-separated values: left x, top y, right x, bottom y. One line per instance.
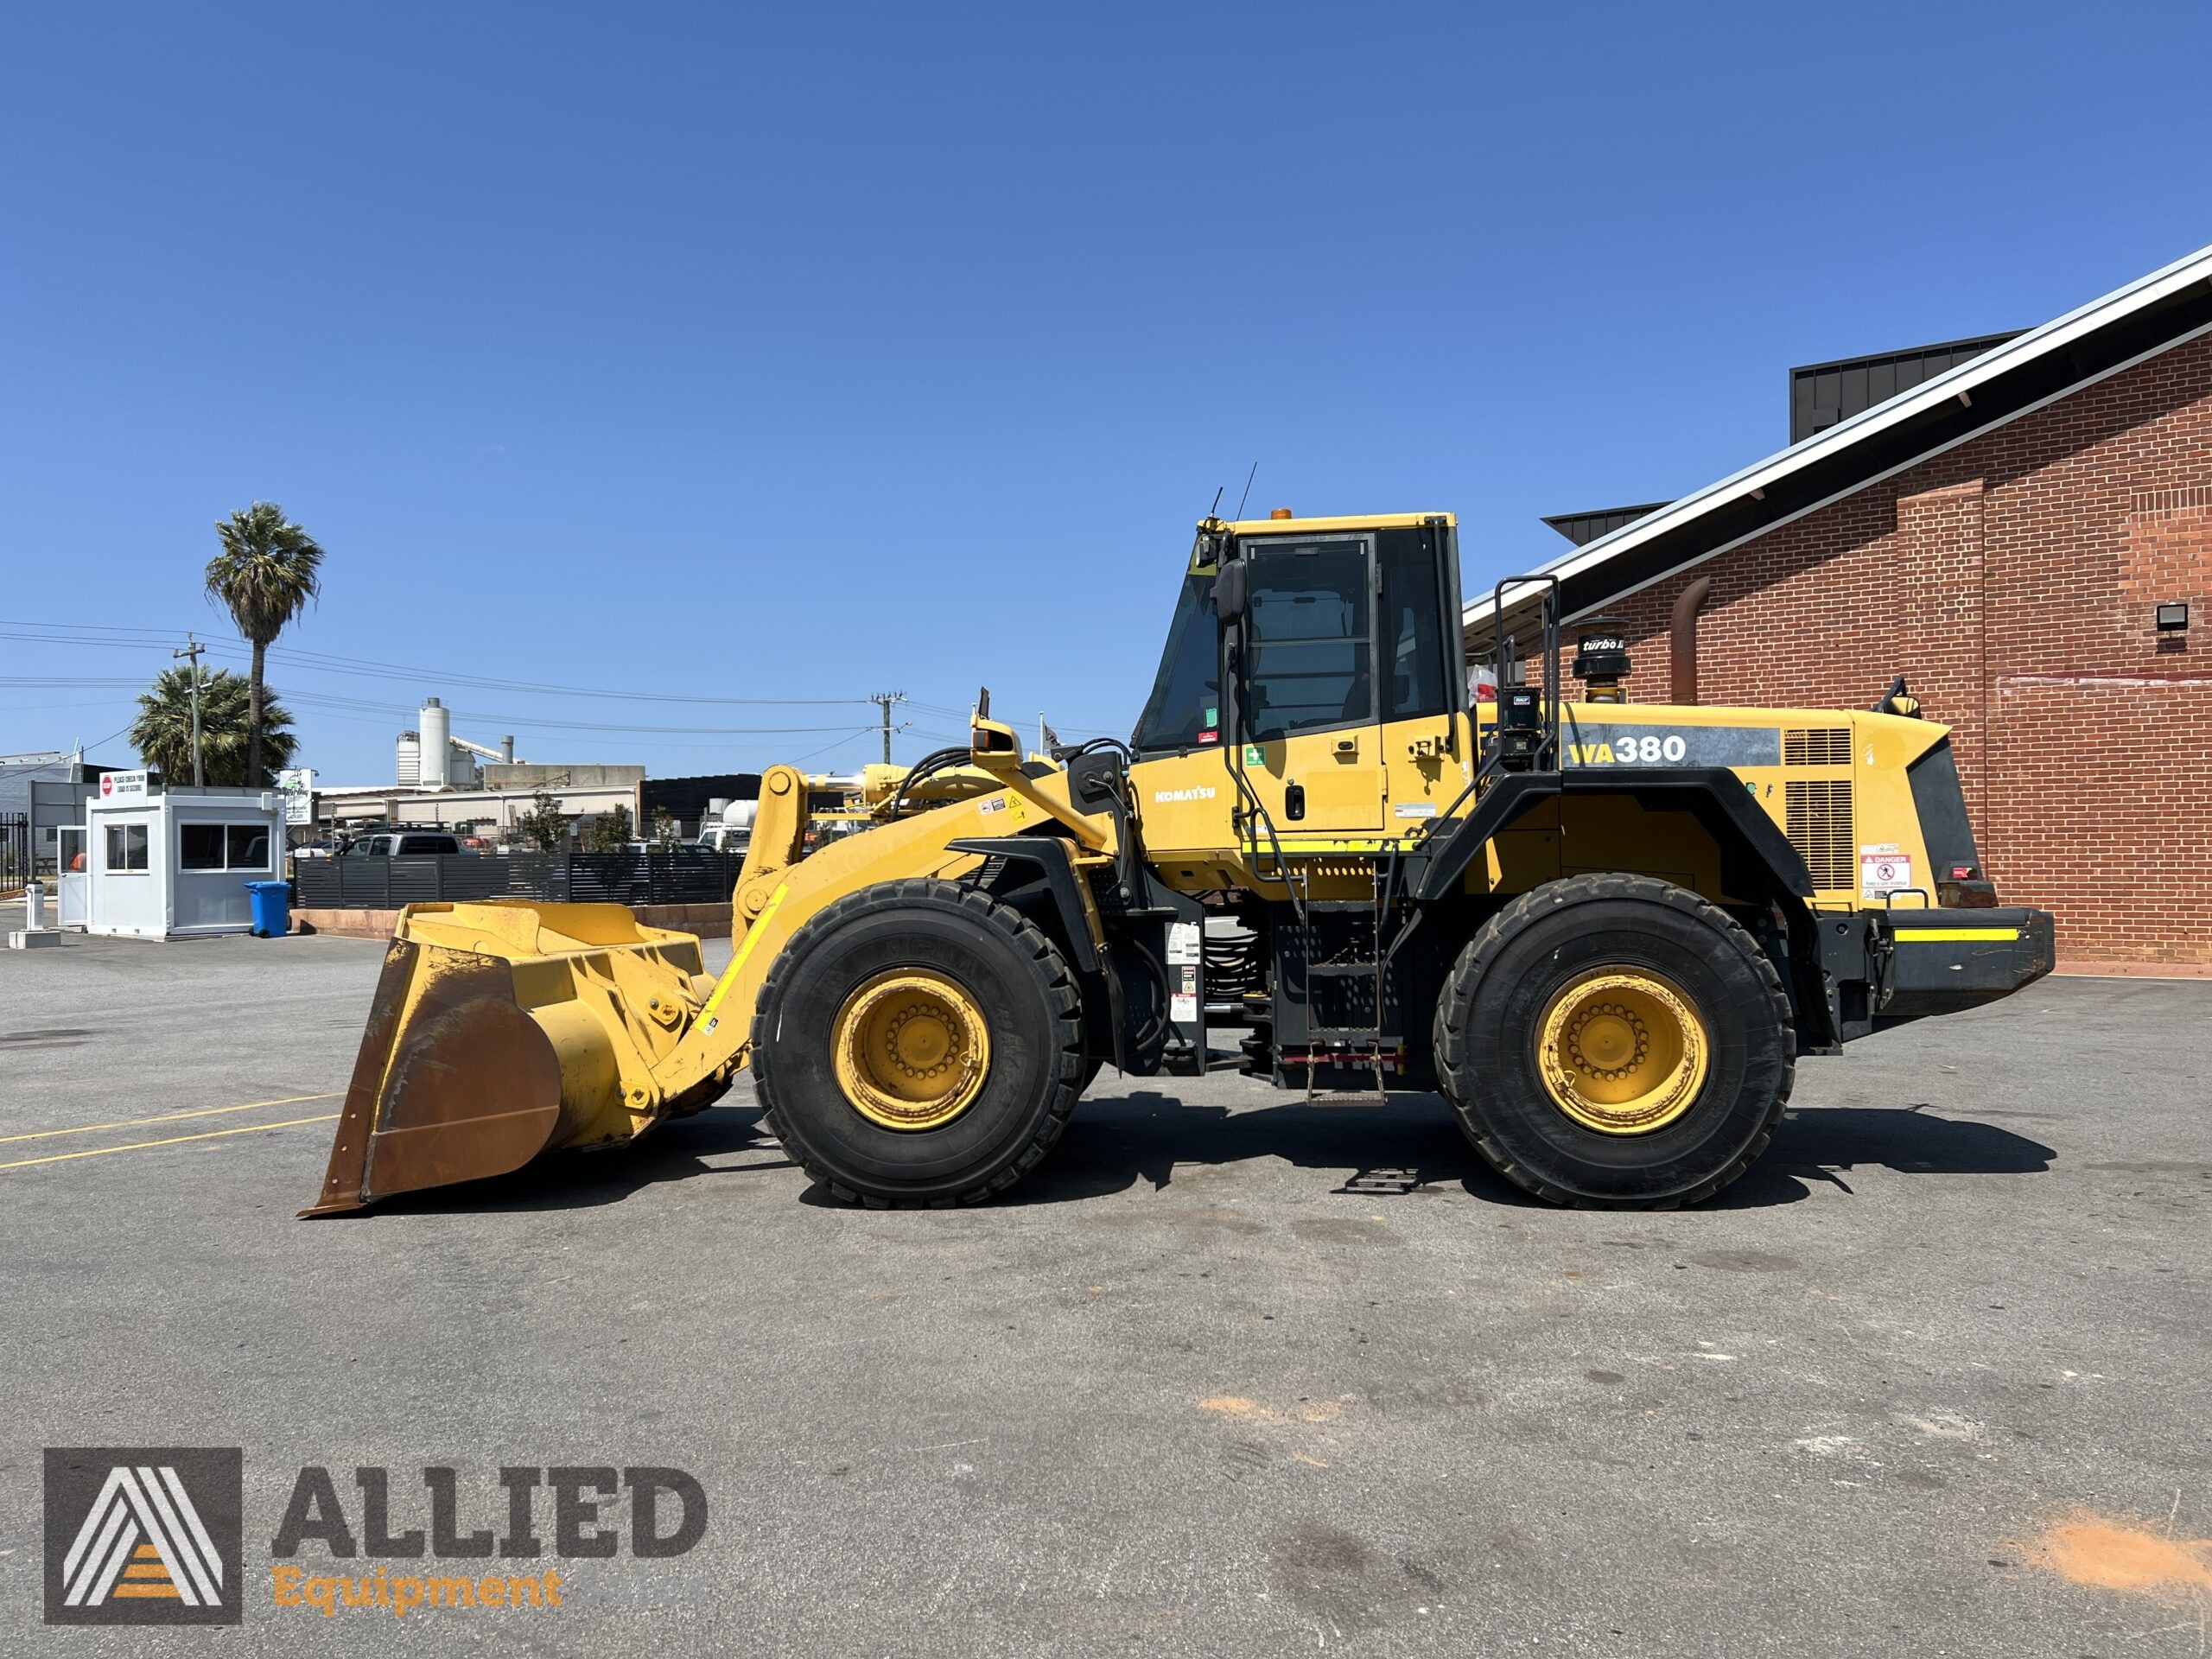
44, 1448, 244, 1625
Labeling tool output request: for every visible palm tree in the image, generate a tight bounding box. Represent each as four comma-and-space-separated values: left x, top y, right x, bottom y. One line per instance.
131, 666, 297, 786
206, 502, 324, 785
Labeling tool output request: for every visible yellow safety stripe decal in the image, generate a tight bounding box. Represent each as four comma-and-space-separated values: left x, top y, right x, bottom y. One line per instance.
702, 882, 790, 1021
1894, 927, 2021, 943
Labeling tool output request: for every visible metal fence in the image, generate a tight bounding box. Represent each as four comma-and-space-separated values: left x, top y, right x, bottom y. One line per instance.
0, 814, 28, 892
293, 848, 743, 911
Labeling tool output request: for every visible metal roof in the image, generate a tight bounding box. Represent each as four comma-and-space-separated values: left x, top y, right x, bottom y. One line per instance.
1466, 243, 2212, 639
1540, 502, 1673, 547
1790, 331, 2024, 442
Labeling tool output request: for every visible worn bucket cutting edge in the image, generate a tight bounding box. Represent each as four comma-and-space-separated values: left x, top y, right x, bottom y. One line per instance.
302, 901, 724, 1217
302, 938, 566, 1215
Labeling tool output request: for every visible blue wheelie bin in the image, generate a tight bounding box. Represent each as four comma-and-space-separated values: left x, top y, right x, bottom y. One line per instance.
246, 880, 293, 938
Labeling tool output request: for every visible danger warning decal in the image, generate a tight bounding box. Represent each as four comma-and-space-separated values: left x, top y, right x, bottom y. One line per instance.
1859, 845, 1914, 897
1558, 718, 1783, 770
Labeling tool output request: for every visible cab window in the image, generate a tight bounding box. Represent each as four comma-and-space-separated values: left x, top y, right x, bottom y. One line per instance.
1242, 540, 1370, 741
1376, 527, 1452, 722
1132, 574, 1221, 753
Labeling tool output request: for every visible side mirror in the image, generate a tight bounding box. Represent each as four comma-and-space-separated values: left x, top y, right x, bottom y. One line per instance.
969, 715, 1023, 772
1211, 562, 1247, 623
1871, 673, 1923, 718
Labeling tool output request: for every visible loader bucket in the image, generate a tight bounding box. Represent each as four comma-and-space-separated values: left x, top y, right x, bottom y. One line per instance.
302, 901, 727, 1216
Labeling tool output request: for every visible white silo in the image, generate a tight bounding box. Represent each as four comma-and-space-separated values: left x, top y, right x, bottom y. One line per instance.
419, 697, 452, 788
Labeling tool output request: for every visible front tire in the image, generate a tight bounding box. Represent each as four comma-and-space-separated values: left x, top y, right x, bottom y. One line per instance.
752, 878, 1084, 1206
1433, 874, 1793, 1208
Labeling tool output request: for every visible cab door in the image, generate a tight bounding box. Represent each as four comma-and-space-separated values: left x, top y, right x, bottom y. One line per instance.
1233, 535, 1384, 838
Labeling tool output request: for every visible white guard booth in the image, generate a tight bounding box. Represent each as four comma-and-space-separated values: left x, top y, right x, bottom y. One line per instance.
79, 772, 288, 939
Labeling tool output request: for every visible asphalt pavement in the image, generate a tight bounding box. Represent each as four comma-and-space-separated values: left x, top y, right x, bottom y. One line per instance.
2, 927, 2207, 1656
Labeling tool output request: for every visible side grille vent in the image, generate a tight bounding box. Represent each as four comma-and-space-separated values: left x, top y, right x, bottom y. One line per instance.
1784, 728, 1853, 766
1785, 779, 1855, 891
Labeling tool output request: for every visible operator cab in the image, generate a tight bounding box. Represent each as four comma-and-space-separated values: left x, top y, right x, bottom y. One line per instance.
1132, 511, 1465, 836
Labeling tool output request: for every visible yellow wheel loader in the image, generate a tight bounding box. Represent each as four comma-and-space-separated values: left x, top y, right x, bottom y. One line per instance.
305, 511, 2053, 1217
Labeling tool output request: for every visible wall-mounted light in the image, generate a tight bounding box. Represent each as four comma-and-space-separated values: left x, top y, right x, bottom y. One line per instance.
2157, 602, 2190, 632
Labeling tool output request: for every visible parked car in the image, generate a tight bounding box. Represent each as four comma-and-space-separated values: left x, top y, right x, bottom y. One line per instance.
342, 831, 467, 857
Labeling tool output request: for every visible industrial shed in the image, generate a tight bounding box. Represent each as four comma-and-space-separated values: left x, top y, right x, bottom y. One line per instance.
1469, 245, 2212, 969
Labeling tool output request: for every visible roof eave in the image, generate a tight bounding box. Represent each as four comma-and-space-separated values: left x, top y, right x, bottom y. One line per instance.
1466, 242, 2212, 634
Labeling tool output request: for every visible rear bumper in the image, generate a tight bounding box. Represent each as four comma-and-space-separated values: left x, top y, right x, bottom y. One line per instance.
1879, 906, 2056, 1020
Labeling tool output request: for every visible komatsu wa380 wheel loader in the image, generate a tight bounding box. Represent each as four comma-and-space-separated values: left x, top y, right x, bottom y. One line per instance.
305, 511, 2053, 1217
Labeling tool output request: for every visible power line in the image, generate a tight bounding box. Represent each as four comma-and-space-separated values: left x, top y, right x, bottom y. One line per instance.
0, 722, 139, 779
3, 622, 1141, 742
790, 729, 883, 766
0, 621, 875, 707
0, 677, 145, 688
267, 644, 879, 707
1, 675, 881, 738
282, 696, 881, 737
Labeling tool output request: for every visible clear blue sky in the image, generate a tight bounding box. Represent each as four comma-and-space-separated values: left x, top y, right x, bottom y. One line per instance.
4, 3, 2209, 782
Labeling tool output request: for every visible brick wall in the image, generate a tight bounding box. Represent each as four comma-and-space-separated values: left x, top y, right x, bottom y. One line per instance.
1541, 333, 2212, 965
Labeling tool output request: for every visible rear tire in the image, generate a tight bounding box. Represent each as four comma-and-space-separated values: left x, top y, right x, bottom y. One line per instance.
752, 878, 1084, 1206
1433, 874, 1793, 1208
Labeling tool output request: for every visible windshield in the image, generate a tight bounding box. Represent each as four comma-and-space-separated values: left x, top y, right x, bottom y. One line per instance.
1131, 573, 1220, 754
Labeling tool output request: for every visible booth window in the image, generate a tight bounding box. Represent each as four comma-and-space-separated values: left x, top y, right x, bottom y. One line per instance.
228, 824, 270, 869
181, 822, 271, 872
105, 823, 149, 873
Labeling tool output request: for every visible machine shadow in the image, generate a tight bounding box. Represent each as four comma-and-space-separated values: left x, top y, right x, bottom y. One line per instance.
1011, 1091, 1540, 1208
1013, 1092, 2059, 1211
1713, 1104, 2056, 1206
358, 1105, 790, 1217
350, 1095, 2056, 1217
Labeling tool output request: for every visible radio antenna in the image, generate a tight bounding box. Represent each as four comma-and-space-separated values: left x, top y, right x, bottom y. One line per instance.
1233, 461, 1258, 520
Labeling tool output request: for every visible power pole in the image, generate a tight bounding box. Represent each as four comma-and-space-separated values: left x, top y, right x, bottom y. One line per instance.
173, 633, 207, 785
868, 691, 905, 766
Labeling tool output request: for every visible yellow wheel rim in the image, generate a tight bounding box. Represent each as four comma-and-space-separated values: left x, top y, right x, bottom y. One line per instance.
830, 969, 991, 1131
1535, 968, 1709, 1135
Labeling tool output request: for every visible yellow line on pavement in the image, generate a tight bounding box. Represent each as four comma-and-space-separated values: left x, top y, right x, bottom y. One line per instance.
0, 1091, 342, 1145
0, 1114, 341, 1171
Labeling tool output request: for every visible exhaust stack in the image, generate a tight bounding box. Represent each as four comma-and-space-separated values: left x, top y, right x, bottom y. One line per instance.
1670, 576, 1713, 704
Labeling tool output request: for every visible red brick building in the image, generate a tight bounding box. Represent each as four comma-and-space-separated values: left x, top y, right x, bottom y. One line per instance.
1469, 248, 2212, 968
